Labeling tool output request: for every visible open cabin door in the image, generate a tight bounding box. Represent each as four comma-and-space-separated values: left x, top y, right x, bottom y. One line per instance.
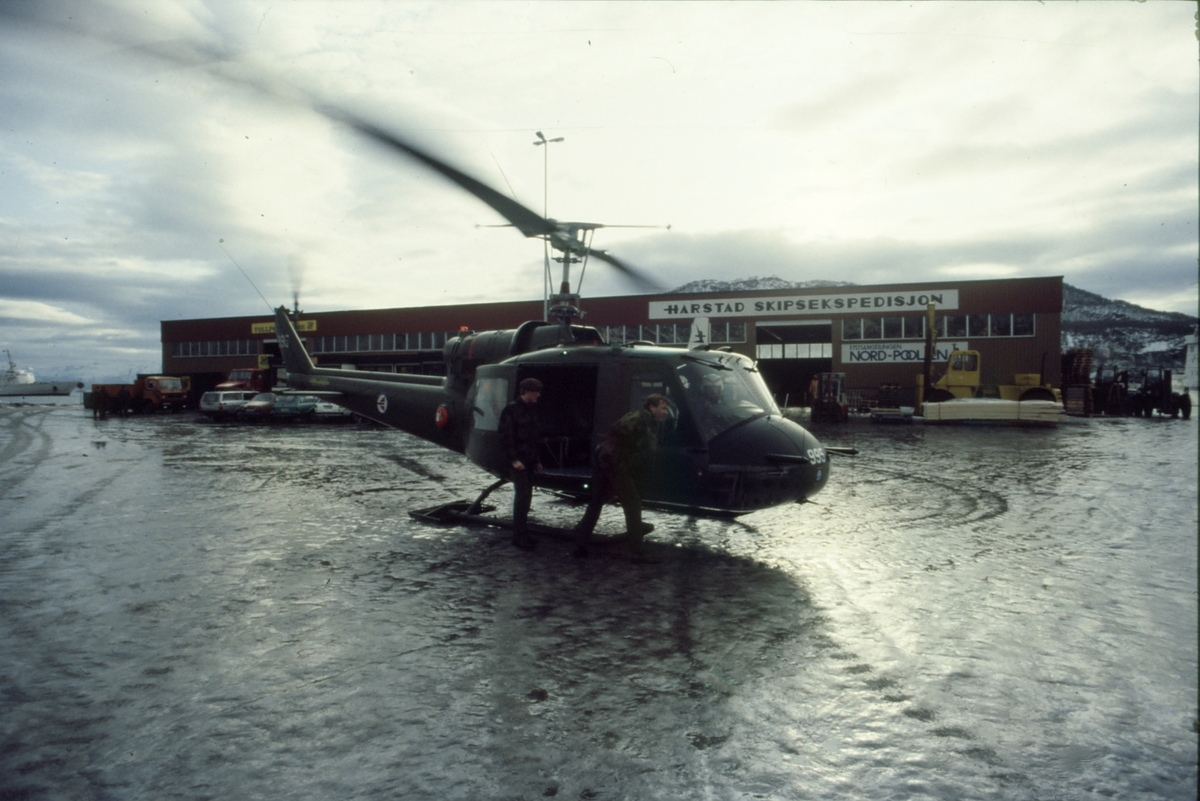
465, 362, 599, 481
521, 365, 599, 479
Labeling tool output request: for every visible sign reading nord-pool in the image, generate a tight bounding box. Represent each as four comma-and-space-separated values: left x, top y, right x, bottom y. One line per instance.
843, 341, 969, 364
649, 290, 959, 319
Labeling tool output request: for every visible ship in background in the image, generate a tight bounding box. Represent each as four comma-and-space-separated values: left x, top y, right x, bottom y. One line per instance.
0, 350, 81, 397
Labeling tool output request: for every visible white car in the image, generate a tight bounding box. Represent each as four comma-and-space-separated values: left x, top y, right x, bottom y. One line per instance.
311, 397, 353, 419
199, 390, 255, 420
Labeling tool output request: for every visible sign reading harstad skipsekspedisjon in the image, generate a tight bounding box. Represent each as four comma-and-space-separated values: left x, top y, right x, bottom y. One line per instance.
648, 290, 959, 320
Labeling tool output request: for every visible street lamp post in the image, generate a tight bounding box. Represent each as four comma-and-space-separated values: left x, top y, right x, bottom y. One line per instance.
533, 131, 564, 320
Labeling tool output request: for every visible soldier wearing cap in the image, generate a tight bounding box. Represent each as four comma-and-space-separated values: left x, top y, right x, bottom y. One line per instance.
498, 377, 544, 550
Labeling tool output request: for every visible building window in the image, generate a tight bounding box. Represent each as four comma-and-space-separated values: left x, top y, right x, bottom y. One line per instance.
967, 314, 988, 337
862, 317, 881, 340
990, 313, 1012, 337
883, 316, 902, 339
1013, 313, 1035, 336
902, 315, 924, 340
707, 321, 747, 344
171, 339, 256, 357
944, 315, 967, 338
841, 318, 862, 341
605, 325, 628, 344
755, 342, 831, 359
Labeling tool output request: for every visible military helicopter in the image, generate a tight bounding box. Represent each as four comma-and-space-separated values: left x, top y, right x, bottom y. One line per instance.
270, 112, 847, 526
5, 8, 844, 526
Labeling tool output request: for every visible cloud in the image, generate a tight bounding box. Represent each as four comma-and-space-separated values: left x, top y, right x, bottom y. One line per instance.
0, 0, 1195, 383
0, 299, 96, 327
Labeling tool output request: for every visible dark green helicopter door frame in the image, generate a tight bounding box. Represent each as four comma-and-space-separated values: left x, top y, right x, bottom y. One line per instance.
621, 366, 706, 507
465, 362, 601, 491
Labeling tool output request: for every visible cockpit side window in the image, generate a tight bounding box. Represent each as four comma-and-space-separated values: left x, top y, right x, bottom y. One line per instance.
469, 376, 509, 432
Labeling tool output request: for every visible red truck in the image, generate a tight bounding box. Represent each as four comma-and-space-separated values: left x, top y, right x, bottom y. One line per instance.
92, 375, 188, 415
215, 368, 270, 393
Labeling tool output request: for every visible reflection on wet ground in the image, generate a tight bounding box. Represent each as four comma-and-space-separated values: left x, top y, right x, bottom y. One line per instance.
1, 407, 1196, 799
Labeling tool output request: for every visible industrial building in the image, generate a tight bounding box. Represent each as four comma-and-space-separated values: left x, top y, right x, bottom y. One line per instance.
161, 275, 1063, 408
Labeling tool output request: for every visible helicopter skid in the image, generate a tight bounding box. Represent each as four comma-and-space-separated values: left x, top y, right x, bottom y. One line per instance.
408, 501, 631, 546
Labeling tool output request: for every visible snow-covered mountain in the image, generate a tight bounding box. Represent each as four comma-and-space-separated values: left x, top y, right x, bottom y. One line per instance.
1060, 285, 1196, 370
670, 276, 1198, 370
673, 276, 856, 294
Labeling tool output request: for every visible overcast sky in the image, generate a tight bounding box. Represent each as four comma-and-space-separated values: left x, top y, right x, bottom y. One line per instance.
1, 1, 1196, 383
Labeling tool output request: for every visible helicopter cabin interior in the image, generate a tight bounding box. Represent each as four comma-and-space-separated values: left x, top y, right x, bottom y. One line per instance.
466, 359, 706, 485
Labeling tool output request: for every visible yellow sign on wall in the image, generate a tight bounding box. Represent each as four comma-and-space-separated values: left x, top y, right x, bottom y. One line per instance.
258, 353, 271, 369
252, 320, 317, 334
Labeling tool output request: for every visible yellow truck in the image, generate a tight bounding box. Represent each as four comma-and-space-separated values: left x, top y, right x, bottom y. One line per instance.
919, 350, 1059, 405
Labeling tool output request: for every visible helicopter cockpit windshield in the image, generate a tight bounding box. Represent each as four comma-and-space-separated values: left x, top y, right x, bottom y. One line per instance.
678, 355, 780, 443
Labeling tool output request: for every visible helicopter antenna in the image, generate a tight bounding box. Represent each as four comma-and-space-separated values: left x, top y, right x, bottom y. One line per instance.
489, 152, 518, 201
219, 239, 274, 313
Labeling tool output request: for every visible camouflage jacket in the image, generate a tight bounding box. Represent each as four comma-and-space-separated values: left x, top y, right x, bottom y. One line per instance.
596, 408, 658, 476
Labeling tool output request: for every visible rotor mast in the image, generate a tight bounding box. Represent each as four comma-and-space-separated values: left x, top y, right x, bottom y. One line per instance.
547, 225, 591, 344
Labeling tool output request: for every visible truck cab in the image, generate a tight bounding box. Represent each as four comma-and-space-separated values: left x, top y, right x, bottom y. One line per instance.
216, 369, 269, 393
141, 376, 187, 412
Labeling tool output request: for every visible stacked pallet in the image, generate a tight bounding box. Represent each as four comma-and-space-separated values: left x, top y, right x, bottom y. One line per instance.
921, 398, 1065, 424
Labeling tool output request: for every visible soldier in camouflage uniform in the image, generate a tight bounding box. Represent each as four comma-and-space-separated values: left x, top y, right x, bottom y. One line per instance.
573, 393, 670, 561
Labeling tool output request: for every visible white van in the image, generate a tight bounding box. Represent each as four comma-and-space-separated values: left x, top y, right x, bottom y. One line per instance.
199, 391, 255, 421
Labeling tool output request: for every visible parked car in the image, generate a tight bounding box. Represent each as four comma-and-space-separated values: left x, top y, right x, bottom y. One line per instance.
270, 394, 319, 422
237, 392, 278, 421
312, 397, 353, 419
199, 390, 255, 420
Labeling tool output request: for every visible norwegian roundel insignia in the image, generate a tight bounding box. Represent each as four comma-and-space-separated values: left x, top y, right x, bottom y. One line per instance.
376, 393, 388, 414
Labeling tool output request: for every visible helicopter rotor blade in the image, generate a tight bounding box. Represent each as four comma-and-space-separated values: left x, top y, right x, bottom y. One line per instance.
334, 118, 663, 291
319, 108, 558, 241
6, 8, 665, 293
583, 248, 660, 292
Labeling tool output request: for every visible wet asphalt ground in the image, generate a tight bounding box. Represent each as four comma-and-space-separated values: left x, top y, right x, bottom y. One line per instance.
0, 404, 1196, 800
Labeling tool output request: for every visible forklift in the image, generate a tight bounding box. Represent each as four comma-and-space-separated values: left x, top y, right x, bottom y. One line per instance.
811, 372, 849, 423
1135, 367, 1191, 419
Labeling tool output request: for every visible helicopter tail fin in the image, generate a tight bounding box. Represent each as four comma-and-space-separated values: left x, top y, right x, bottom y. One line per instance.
273, 306, 315, 375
